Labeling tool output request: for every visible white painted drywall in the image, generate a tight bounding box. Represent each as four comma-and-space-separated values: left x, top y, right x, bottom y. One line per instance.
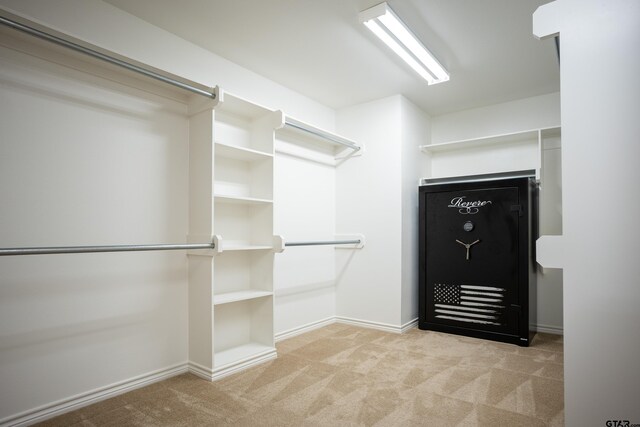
400, 98, 431, 326
334, 95, 430, 329
335, 96, 404, 327
535, 1, 640, 425
431, 92, 560, 144
0, 42, 189, 421
273, 148, 336, 335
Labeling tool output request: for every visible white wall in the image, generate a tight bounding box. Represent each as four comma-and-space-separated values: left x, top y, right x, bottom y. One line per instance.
273, 145, 336, 335
335, 96, 404, 328
431, 92, 560, 144
400, 98, 431, 325
335, 95, 430, 329
0, 39, 189, 422
535, 1, 640, 425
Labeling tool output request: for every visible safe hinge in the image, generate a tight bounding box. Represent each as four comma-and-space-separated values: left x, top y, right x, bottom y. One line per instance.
510, 204, 523, 217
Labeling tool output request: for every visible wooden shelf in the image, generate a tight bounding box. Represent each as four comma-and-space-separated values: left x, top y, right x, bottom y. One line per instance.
214, 141, 273, 162
275, 115, 362, 163
540, 127, 561, 140
420, 129, 539, 153
217, 92, 274, 121
419, 127, 560, 181
214, 194, 273, 205
222, 245, 273, 252
281, 116, 359, 150
213, 290, 272, 305
214, 343, 274, 368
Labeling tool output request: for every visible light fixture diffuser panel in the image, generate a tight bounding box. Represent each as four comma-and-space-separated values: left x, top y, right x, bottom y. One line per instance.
360, 2, 449, 84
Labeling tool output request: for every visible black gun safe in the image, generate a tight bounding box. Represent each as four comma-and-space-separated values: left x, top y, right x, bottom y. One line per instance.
419, 175, 537, 346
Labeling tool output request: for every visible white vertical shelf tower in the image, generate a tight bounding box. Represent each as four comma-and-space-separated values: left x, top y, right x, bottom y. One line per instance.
187, 87, 283, 380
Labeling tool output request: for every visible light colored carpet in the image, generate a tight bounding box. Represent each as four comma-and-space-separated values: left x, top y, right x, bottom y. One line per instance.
38, 324, 564, 426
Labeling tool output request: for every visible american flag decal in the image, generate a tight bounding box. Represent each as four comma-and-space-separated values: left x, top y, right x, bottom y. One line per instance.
433, 283, 505, 326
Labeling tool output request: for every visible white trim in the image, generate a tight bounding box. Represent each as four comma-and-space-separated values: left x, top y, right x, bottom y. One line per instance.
188, 349, 278, 382
335, 316, 409, 334
212, 349, 277, 381
400, 318, 419, 333
275, 317, 336, 342
276, 316, 417, 341
532, 323, 564, 335
1, 362, 188, 427
187, 361, 214, 381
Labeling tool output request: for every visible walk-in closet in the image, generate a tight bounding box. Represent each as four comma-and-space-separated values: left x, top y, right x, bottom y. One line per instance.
1, 1, 638, 426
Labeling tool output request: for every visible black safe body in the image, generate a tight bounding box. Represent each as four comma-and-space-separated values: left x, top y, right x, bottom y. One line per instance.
418, 177, 537, 346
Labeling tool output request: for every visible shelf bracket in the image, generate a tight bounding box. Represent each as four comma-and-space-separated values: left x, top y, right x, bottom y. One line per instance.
273, 235, 285, 253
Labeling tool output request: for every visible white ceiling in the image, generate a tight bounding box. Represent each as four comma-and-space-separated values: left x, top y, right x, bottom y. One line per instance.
103, 0, 559, 116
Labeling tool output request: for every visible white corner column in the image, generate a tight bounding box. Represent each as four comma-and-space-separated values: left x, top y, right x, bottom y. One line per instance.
534, 1, 640, 425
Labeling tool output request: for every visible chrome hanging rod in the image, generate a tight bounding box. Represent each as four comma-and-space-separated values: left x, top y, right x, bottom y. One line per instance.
0, 242, 215, 257
0, 15, 216, 99
284, 117, 360, 152
285, 239, 361, 247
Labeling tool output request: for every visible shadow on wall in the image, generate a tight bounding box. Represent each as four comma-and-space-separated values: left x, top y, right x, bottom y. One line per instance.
0, 312, 149, 366
334, 249, 357, 287
274, 280, 335, 298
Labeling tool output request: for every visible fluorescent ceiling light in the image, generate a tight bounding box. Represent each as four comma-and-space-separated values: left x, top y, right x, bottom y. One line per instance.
360, 2, 449, 85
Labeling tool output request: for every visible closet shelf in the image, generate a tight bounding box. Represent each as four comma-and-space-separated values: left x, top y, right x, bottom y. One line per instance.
276, 114, 362, 163
216, 90, 274, 121
420, 129, 540, 153
214, 343, 274, 368
213, 290, 272, 305
214, 194, 273, 205
282, 116, 360, 151
214, 141, 273, 162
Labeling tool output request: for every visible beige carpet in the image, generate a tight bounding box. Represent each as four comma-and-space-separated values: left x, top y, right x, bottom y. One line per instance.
39, 324, 564, 426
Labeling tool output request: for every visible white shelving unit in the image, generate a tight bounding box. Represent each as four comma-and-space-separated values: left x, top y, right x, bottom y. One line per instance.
187, 87, 282, 380
213, 195, 273, 205
186, 87, 363, 381
419, 127, 560, 180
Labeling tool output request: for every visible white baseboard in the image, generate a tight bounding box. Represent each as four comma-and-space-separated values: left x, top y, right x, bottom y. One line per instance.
275, 316, 417, 340
187, 361, 214, 381
400, 318, 419, 333
1, 362, 188, 427
335, 316, 410, 334
532, 323, 564, 335
212, 349, 277, 381
275, 317, 336, 342
188, 348, 277, 382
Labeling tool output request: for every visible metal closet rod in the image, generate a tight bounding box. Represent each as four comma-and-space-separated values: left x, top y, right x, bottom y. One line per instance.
0, 240, 361, 255
1, 16, 364, 153
0, 16, 216, 99
285, 239, 361, 247
0, 243, 215, 257
284, 118, 360, 152
0, 16, 361, 256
